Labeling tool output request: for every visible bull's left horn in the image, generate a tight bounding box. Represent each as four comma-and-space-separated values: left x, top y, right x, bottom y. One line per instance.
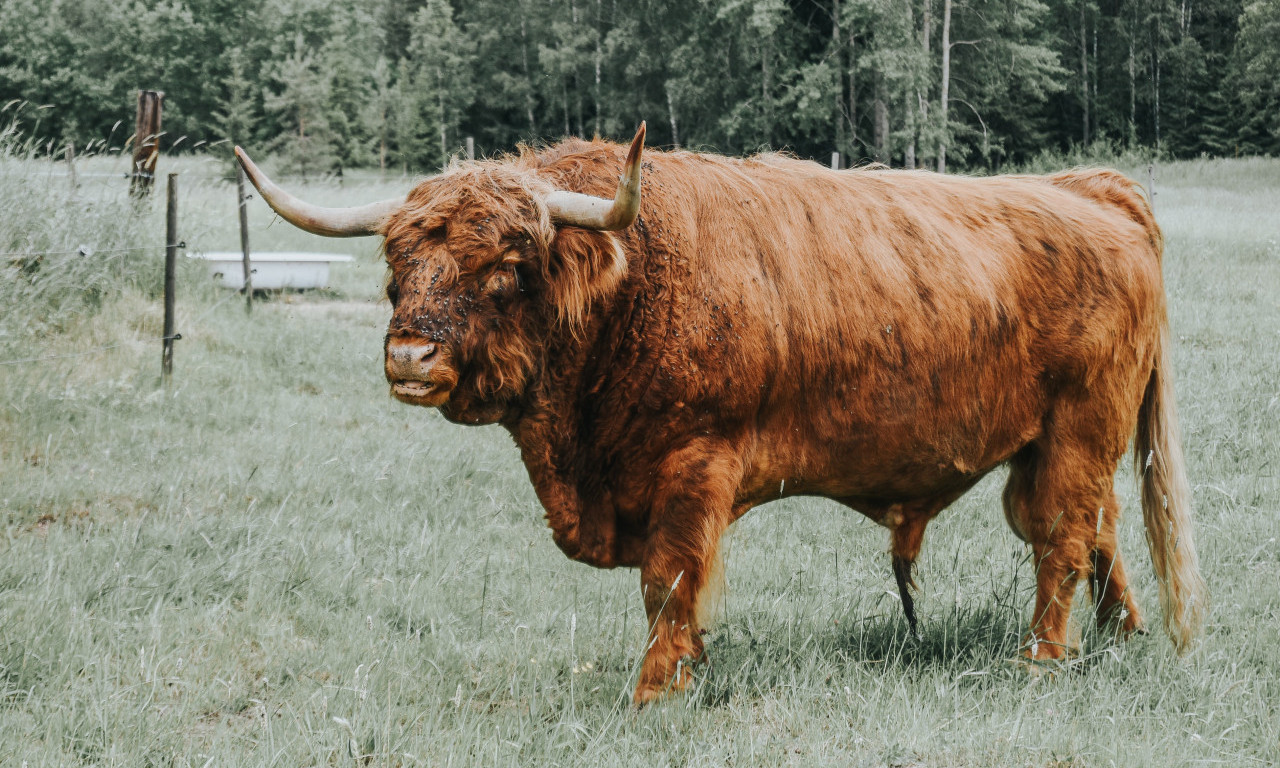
544, 121, 645, 231
234, 147, 403, 238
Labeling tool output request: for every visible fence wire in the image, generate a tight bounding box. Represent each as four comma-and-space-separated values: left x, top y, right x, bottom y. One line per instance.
1, 243, 183, 259
0, 269, 240, 368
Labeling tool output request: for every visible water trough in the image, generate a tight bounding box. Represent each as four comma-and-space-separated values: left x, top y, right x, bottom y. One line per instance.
189, 251, 354, 290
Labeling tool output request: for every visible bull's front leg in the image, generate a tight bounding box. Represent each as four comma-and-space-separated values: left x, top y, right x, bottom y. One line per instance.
633, 440, 741, 705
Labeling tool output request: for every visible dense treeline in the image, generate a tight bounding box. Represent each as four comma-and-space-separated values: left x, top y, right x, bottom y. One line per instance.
1, 0, 1277, 174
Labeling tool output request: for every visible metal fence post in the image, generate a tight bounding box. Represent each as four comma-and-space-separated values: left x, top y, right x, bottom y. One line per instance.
162, 173, 178, 383
236, 163, 252, 313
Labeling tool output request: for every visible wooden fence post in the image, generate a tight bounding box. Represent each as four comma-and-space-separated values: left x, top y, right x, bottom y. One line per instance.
162, 173, 178, 384
466, 136, 474, 161
131, 90, 165, 197
236, 163, 253, 313
831, 151, 840, 170
65, 142, 77, 190
1147, 163, 1156, 210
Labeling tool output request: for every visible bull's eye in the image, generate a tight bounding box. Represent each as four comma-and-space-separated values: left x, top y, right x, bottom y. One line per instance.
486, 267, 518, 302
386, 276, 400, 305
513, 263, 533, 292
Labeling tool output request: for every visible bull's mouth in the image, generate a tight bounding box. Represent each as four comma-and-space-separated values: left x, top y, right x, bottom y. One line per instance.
390, 380, 450, 407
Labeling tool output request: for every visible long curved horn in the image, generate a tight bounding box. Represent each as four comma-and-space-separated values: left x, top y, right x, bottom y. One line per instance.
544, 122, 645, 231
234, 147, 403, 238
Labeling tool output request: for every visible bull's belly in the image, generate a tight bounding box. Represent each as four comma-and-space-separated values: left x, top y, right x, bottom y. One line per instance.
736, 446, 1001, 513
737, 386, 1043, 510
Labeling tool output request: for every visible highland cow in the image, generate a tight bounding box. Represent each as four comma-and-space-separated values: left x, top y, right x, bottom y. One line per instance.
236, 124, 1205, 704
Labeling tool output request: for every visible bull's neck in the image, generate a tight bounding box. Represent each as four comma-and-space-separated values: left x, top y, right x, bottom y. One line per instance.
500, 287, 642, 566
509, 289, 631, 462
507, 238, 672, 494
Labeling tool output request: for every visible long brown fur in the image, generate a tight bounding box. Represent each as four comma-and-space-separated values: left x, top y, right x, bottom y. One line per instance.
373, 137, 1206, 703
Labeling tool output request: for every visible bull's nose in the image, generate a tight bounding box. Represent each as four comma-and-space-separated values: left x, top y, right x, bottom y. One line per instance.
385, 338, 456, 407
385, 338, 442, 382
388, 340, 437, 367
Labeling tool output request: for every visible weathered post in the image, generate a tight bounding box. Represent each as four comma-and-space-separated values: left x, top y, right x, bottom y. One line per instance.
162, 173, 178, 383
831, 151, 840, 170
131, 90, 165, 197
1147, 163, 1156, 210
236, 163, 253, 313
65, 142, 77, 190
466, 136, 475, 161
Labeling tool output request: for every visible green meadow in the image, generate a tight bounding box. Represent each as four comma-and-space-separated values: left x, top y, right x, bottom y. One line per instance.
1, 146, 1277, 766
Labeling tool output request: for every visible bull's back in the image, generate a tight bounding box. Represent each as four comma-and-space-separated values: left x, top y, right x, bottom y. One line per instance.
646, 156, 1165, 501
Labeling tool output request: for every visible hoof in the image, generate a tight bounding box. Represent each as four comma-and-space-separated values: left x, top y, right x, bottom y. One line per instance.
1097, 606, 1146, 639
631, 655, 704, 707
1007, 654, 1062, 680
631, 685, 666, 708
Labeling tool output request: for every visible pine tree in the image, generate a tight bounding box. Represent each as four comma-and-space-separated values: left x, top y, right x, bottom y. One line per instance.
406, 0, 476, 169
262, 36, 336, 179
212, 48, 259, 152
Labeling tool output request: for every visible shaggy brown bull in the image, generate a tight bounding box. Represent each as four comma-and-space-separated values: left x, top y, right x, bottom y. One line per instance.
236, 125, 1206, 704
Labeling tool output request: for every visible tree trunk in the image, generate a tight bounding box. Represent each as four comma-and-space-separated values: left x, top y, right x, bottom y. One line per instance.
920, 0, 931, 167
571, 0, 583, 136
666, 82, 680, 147
1080, 0, 1090, 145
437, 68, 448, 167
903, 0, 916, 168
1128, 28, 1137, 146
873, 72, 889, 164
594, 0, 602, 136
520, 16, 538, 134
905, 99, 916, 167
1153, 26, 1161, 151
563, 78, 571, 137
1092, 17, 1098, 142
937, 0, 951, 173
833, 0, 844, 157
762, 36, 774, 146
670, 81, 680, 147
847, 21, 858, 158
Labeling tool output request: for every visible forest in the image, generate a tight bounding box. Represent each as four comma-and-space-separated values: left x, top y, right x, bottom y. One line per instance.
1, 0, 1278, 174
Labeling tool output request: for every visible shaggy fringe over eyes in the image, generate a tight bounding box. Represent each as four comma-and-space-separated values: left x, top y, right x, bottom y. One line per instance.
380, 161, 629, 401
385, 166, 626, 333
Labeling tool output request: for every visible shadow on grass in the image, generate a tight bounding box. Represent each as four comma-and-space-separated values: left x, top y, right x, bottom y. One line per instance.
687, 573, 1136, 709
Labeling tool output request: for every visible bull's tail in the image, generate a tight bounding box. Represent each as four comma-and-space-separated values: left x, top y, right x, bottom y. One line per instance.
1134, 323, 1207, 652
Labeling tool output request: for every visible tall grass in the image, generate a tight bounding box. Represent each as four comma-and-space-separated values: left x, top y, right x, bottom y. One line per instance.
0, 115, 404, 362
1011, 136, 1164, 175
0, 117, 168, 344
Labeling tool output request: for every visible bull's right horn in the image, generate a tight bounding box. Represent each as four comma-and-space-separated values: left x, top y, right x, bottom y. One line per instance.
543, 121, 645, 231
234, 147, 403, 238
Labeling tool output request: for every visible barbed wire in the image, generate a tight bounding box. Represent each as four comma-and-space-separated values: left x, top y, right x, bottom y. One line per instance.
44, 169, 411, 184
1, 242, 184, 259
0, 334, 181, 367
0, 279, 240, 368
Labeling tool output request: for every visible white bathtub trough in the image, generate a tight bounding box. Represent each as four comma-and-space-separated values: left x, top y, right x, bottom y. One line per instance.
189, 251, 354, 290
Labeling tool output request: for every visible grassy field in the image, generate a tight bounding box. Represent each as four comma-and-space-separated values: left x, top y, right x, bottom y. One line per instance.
1, 148, 1277, 767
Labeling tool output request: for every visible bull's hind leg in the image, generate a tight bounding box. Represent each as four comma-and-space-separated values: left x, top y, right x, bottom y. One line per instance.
1004, 414, 1133, 661
633, 441, 740, 706
1089, 489, 1145, 636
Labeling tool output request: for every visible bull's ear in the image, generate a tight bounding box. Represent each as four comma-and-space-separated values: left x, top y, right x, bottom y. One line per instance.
544, 227, 627, 332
